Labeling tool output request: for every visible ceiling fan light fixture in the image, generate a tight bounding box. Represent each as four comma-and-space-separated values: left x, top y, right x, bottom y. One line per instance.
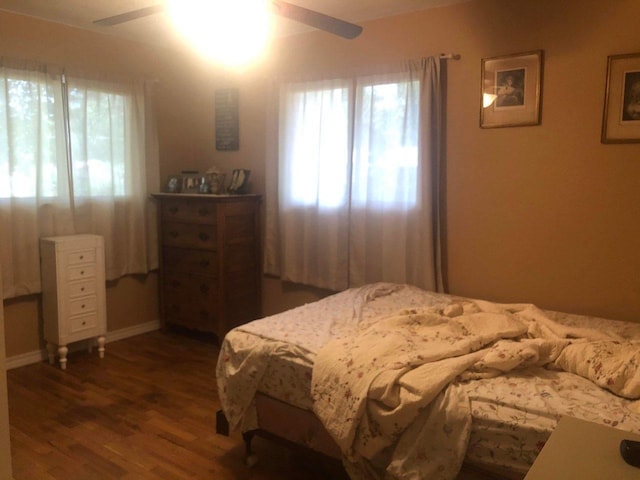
167, 0, 272, 67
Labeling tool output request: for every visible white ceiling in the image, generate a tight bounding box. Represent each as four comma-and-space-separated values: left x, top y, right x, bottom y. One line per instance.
0, 0, 469, 50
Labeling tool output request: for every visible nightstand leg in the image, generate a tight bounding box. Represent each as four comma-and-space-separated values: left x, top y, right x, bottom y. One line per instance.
97, 335, 106, 359
58, 345, 68, 370
46, 343, 56, 365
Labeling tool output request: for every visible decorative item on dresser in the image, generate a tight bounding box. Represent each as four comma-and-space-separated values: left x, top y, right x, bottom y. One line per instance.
39, 235, 107, 370
152, 193, 262, 341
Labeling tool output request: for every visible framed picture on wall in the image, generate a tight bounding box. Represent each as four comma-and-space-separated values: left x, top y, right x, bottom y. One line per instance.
480, 50, 543, 128
601, 52, 640, 143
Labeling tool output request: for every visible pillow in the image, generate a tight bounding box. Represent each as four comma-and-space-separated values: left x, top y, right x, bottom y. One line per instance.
554, 340, 640, 399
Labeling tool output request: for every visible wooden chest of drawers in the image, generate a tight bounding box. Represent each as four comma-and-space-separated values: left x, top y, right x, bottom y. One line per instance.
40, 234, 107, 370
153, 193, 262, 340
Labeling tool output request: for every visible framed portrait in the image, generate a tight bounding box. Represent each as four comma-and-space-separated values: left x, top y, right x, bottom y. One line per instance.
480, 50, 543, 128
601, 53, 640, 143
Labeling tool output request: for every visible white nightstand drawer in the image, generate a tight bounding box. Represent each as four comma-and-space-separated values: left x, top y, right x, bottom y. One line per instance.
68, 279, 96, 298
66, 249, 96, 266
68, 264, 96, 281
69, 296, 97, 316
70, 313, 98, 333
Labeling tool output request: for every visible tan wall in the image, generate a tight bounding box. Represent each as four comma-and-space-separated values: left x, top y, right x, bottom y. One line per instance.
2, 0, 640, 359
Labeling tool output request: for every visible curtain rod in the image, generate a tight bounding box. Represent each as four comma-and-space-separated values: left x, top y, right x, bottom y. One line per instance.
439, 53, 461, 60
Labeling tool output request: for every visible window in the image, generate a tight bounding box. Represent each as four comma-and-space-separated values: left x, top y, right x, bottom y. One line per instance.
352, 77, 420, 209
0, 73, 64, 198
280, 75, 419, 212
280, 79, 351, 209
0, 73, 135, 199
67, 82, 129, 198
0, 61, 158, 299
271, 59, 441, 292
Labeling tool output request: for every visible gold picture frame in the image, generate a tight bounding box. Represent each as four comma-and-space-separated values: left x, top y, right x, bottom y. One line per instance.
601, 52, 640, 143
480, 50, 543, 128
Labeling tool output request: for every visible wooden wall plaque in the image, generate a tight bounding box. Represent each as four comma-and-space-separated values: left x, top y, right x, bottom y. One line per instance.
215, 88, 239, 151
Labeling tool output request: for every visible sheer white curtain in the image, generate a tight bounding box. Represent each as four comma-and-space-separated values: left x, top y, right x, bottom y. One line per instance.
0, 60, 159, 299
267, 57, 443, 292
0, 61, 73, 297
277, 78, 352, 289
65, 75, 158, 279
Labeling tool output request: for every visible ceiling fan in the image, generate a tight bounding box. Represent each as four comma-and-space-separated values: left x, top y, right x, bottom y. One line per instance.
93, 1, 363, 39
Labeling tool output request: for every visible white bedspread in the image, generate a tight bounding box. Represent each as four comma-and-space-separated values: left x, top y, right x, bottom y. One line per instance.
311, 299, 638, 479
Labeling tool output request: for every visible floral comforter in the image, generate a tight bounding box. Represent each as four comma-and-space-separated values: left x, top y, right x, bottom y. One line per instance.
216, 283, 640, 479
311, 299, 639, 479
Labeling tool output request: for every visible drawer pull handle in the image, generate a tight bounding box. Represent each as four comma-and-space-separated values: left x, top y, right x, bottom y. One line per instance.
81, 287, 85, 292
82, 321, 86, 326
198, 233, 210, 242
80, 270, 85, 275
81, 304, 85, 309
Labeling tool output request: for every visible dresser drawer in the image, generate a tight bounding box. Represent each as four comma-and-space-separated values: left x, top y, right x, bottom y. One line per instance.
68, 279, 97, 298
66, 249, 96, 266
70, 313, 98, 333
163, 272, 219, 308
162, 222, 217, 250
162, 247, 219, 276
163, 302, 219, 332
163, 272, 220, 331
161, 198, 217, 224
69, 296, 97, 316
68, 264, 96, 281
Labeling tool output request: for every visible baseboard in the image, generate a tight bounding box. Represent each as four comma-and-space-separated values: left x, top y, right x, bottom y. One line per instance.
5, 320, 160, 370
104, 320, 161, 343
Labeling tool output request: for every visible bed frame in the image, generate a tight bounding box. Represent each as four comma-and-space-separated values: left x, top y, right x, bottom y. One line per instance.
216, 392, 524, 480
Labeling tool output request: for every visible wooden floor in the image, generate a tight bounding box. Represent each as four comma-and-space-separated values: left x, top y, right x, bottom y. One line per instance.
8, 330, 500, 480
8, 330, 348, 480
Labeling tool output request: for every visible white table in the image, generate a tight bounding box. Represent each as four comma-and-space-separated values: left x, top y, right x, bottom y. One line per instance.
524, 416, 640, 480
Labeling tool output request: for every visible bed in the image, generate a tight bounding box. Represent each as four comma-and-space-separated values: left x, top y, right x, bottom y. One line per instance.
215, 283, 640, 479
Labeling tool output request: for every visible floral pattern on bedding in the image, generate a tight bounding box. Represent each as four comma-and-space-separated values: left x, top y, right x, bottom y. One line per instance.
217, 283, 452, 430
215, 283, 640, 479
463, 367, 640, 474
311, 302, 600, 479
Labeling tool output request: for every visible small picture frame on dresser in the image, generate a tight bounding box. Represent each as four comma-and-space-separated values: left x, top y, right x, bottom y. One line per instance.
181, 174, 201, 193
165, 175, 181, 193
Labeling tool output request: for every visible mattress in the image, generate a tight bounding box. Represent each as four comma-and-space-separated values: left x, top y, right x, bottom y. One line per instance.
217, 283, 640, 476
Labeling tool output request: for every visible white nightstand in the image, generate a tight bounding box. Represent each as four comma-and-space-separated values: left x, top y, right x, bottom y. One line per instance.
40, 235, 107, 370
524, 416, 640, 480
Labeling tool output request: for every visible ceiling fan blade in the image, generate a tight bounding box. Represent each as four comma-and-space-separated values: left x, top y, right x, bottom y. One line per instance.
93, 5, 164, 26
93, 1, 362, 39
272, 1, 363, 39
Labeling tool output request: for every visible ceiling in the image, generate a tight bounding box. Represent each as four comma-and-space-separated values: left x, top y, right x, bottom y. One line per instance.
0, 0, 469, 50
